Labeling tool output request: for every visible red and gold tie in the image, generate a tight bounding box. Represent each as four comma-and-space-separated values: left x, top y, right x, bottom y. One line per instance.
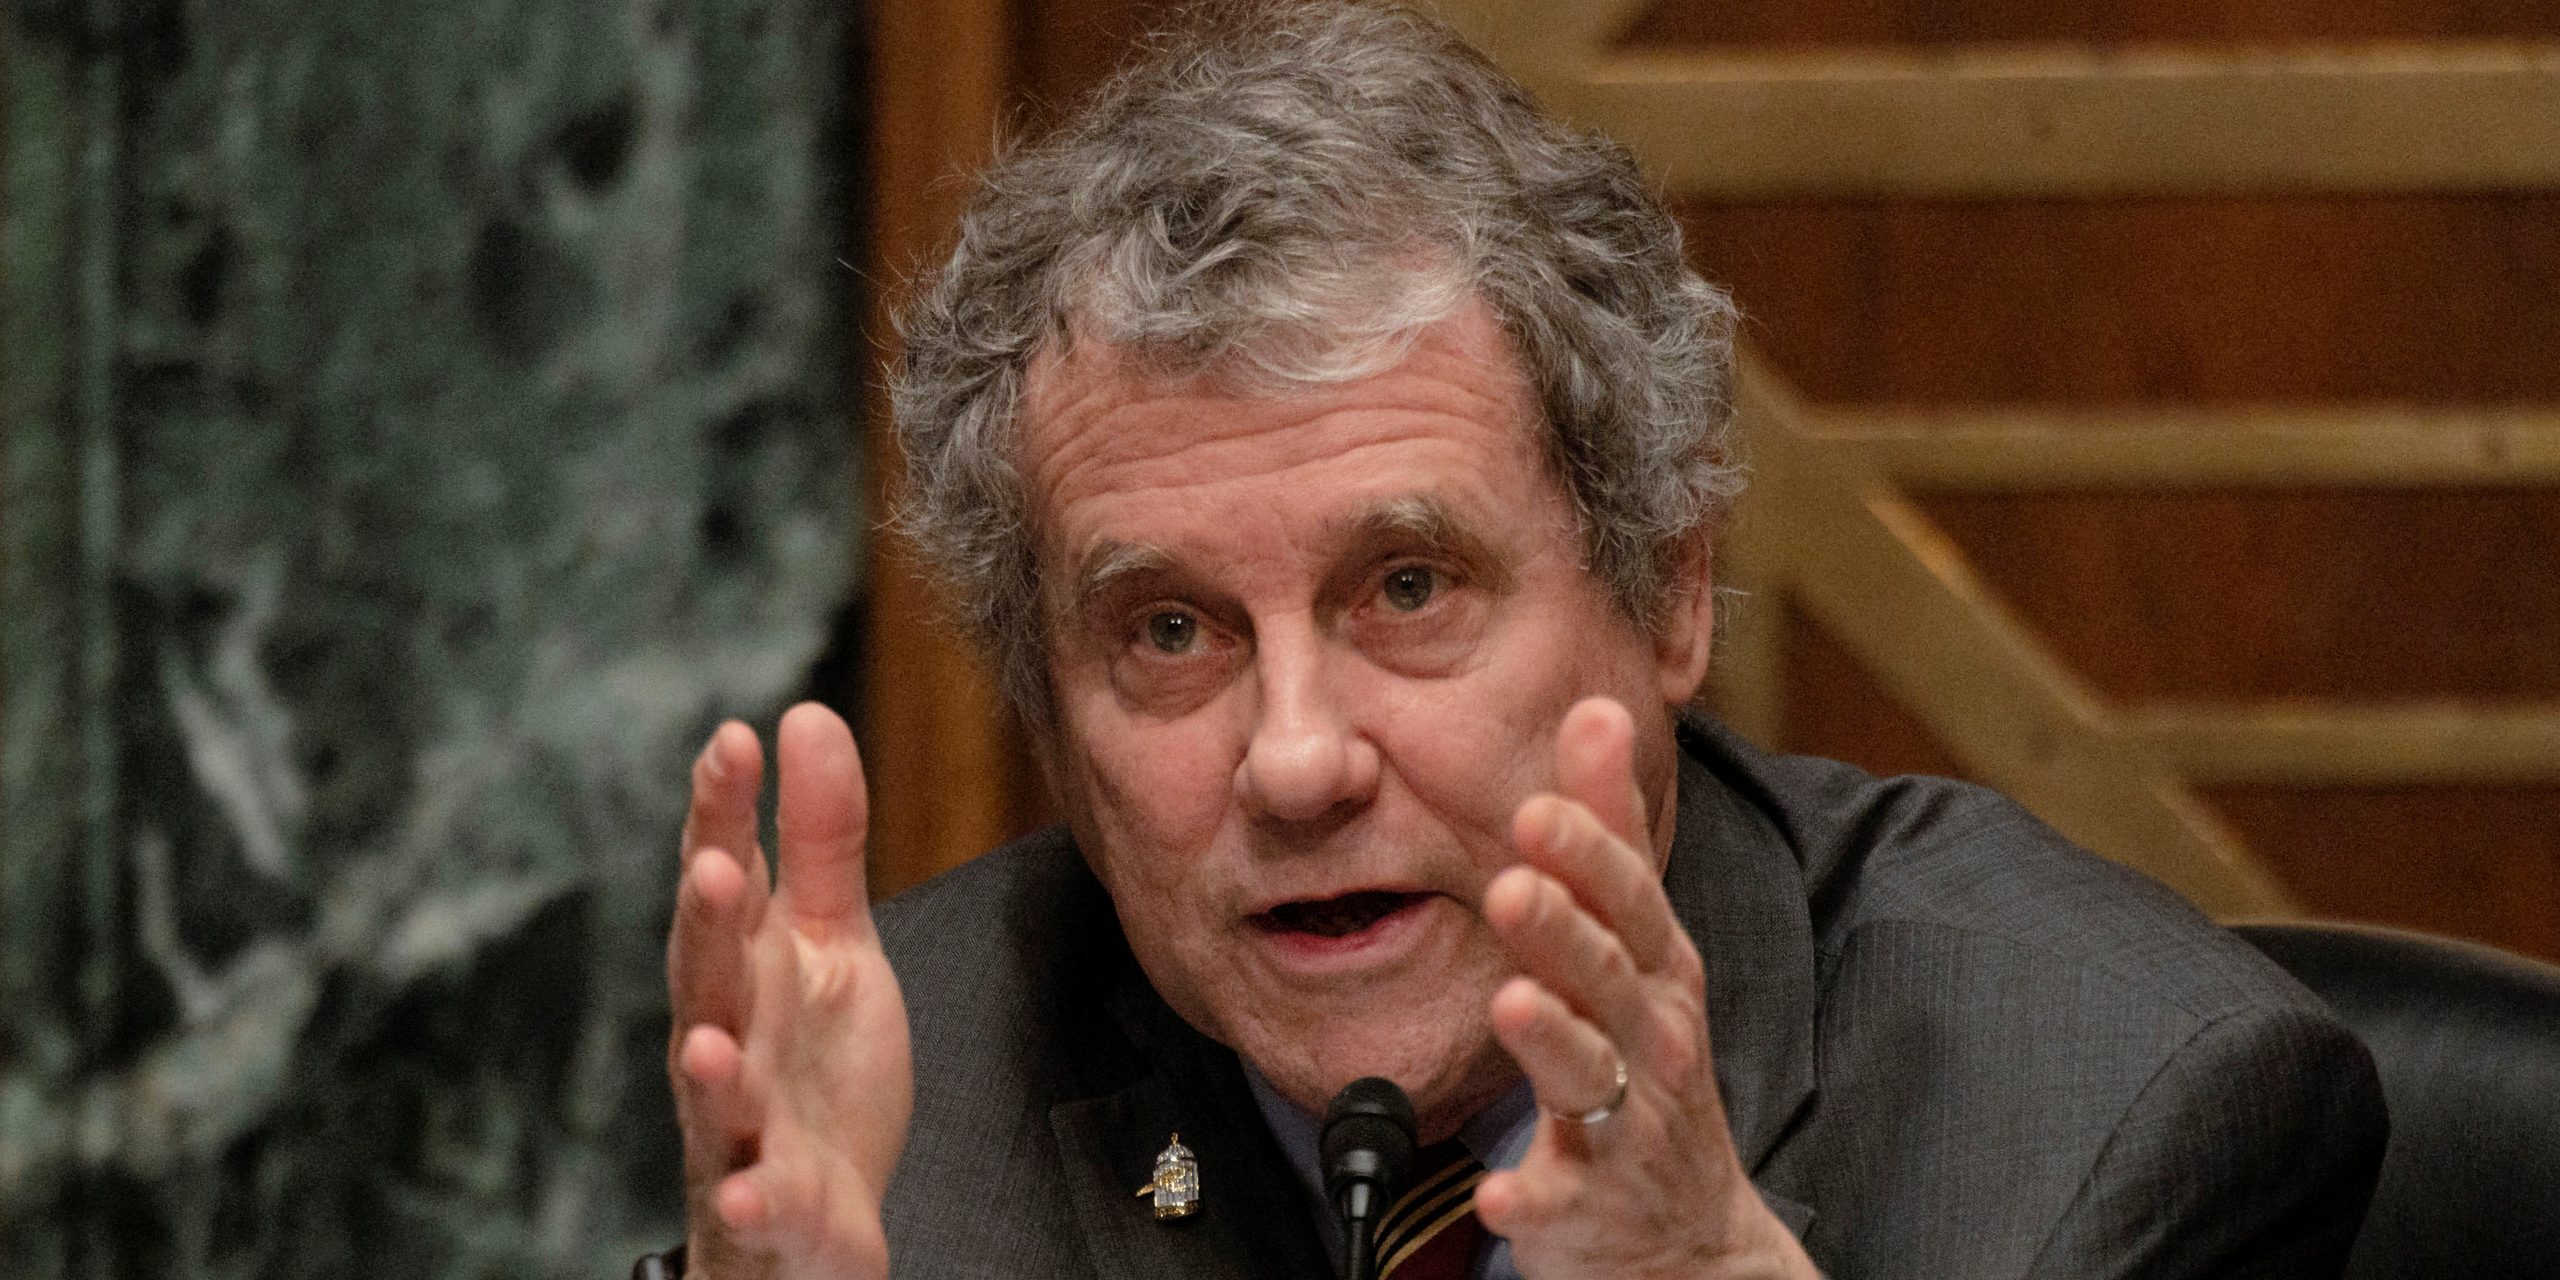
1373, 1142, 1490, 1280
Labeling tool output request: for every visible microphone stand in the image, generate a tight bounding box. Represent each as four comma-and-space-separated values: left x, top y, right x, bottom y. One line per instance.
1339, 1177, 1389, 1280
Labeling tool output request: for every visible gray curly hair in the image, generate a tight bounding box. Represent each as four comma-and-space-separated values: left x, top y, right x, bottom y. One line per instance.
891, 1, 1744, 723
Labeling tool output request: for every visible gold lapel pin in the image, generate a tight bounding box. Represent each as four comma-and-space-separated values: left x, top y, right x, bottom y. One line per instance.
1133, 1133, 1200, 1219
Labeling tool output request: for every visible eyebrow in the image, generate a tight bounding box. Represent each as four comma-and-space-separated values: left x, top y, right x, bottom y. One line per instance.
1331, 494, 1507, 585
1066, 493, 1511, 610
1073, 539, 1177, 609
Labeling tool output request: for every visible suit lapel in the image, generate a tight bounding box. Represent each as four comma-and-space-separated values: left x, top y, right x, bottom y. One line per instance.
1667, 718, 1822, 1231
1050, 976, 1333, 1280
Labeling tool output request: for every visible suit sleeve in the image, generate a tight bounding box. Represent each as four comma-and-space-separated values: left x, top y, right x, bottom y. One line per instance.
2024, 1005, 2389, 1278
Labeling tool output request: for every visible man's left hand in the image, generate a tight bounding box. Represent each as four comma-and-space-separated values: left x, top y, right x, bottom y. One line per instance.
1476, 698, 1820, 1280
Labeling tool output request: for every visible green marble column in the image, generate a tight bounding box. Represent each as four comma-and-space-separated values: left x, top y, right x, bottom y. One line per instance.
1, 0, 861, 1274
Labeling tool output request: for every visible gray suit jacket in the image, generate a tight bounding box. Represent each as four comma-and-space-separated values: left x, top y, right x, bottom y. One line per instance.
873, 718, 2387, 1278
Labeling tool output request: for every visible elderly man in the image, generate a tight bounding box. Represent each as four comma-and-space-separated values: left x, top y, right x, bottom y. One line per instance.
653, 5, 2386, 1278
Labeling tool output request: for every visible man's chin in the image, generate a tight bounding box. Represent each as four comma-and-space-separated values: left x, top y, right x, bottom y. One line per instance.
1232, 1011, 1520, 1141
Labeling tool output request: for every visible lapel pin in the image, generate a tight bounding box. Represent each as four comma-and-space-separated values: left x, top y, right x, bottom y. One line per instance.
1134, 1132, 1201, 1219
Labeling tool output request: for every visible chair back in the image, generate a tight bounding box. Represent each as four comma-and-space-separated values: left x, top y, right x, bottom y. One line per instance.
2234, 922, 2560, 1278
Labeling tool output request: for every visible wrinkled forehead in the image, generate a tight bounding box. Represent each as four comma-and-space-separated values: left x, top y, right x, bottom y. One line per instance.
1013, 298, 1542, 492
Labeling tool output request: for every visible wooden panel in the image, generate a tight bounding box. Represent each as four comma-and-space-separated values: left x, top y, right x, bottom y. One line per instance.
1579, 46, 2560, 199
1014, 0, 1190, 131
2129, 704, 2560, 785
1728, 372, 2290, 915
1679, 195, 2560, 404
1915, 489, 2560, 703
865, 0, 1020, 896
1775, 598, 1973, 781
2212, 785, 2560, 962
1621, 0, 2560, 48
1805, 407, 2560, 489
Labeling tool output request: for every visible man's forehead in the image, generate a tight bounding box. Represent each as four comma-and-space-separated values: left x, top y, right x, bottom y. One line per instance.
1015, 304, 1551, 589
1015, 301, 1534, 456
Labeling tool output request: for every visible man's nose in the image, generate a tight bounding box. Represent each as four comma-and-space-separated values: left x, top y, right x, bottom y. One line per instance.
1235, 629, 1380, 824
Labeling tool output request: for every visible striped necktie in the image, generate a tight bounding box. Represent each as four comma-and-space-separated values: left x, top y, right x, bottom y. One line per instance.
1373, 1141, 1489, 1280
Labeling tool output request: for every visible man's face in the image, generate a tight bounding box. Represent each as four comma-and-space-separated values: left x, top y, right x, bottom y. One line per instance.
1020, 303, 1708, 1135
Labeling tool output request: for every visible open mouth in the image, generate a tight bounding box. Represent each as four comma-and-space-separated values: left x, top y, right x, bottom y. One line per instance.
1252, 890, 1430, 939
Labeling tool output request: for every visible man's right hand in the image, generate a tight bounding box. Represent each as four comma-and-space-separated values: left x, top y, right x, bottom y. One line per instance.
668, 702, 912, 1280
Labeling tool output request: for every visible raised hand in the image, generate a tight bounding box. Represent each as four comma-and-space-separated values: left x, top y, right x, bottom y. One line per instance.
667, 703, 912, 1280
1475, 698, 1818, 1280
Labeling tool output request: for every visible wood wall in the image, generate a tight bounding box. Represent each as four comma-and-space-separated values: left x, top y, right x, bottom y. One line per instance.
864, 0, 2560, 963
1636, 0, 2560, 958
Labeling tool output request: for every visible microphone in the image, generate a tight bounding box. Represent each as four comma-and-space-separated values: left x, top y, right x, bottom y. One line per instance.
1322, 1077, 1417, 1280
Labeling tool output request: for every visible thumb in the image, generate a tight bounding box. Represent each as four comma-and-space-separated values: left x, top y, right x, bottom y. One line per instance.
774, 701, 876, 938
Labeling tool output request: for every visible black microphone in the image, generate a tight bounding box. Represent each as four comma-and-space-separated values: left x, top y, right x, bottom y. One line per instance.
1322, 1077, 1417, 1280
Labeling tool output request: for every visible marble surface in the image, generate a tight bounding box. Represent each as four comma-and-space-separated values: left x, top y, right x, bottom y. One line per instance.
2, 0, 860, 1274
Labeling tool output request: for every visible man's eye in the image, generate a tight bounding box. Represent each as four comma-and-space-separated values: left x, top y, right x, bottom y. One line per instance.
1144, 610, 1200, 654
1381, 565, 1438, 612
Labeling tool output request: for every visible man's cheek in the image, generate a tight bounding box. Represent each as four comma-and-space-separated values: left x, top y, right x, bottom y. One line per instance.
1374, 718, 1540, 838
1087, 751, 1235, 886
1129, 764, 1227, 848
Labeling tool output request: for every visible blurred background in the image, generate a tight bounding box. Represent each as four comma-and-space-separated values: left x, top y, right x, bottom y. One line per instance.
4, 0, 2555, 1275
5, 0, 863, 1273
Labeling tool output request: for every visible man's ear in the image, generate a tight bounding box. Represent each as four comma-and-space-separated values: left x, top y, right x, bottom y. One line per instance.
1651, 532, 1717, 707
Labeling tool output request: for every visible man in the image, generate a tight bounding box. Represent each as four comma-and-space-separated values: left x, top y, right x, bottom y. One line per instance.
655, 5, 2387, 1278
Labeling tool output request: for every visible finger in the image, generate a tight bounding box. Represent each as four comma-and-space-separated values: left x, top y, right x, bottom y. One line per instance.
671, 845, 756, 1030
1473, 1163, 1579, 1237
716, 1168, 776, 1234
775, 702, 874, 938
1483, 865, 1652, 1049
1489, 976, 1626, 1124
1556, 697, 1649, 849
684, 721, 771, 901
1513, 794, 1690, 981
715, 1151, 885, 1268
676, 1024, 765, 1168
716, 1152, 865, 1249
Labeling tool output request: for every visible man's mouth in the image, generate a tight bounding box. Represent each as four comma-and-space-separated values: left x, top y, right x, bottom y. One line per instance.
1252, 890, 1431, 939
